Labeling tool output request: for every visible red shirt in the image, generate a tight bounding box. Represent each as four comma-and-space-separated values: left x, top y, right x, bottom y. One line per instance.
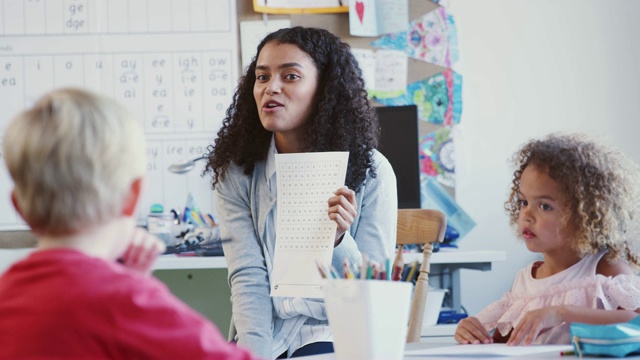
0, 248, 258, 359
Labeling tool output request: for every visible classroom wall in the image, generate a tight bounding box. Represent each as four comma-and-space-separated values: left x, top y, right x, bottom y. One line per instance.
6, 0, 639, 328
449, 0, 640, 314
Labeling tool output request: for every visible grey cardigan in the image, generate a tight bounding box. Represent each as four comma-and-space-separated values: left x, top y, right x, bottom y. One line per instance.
216, 149, 397, 359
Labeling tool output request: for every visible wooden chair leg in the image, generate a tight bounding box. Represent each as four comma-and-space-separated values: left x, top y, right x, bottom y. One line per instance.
406, 242, 434, 343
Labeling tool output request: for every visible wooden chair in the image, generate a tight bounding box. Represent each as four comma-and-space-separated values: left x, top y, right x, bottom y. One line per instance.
395, 209, 447, 343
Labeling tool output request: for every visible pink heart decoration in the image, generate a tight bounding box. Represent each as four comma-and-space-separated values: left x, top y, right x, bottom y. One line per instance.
355, 1, 365, 24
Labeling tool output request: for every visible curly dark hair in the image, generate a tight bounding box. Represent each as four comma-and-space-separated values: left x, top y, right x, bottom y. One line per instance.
505, 133, 640, 268
204, 26, 378, 191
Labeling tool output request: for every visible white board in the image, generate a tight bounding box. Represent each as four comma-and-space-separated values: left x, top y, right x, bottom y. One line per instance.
0, 0, 238, 230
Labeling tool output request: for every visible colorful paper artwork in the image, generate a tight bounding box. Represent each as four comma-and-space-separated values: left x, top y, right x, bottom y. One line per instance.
374, 69, 462, 126
348, 0, 408, 37
447, 14, 460, 65
419, 127, 454, 187
371, 7, 455, 67
429, 0, 449, 7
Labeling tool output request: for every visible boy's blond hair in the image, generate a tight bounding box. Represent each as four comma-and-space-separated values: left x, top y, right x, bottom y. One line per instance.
3, 88, 146, 236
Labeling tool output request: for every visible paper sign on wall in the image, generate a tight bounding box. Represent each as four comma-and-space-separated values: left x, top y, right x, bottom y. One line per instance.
348, 0, 408, 37
240, 19, 291, 73
350, 48, 376, 89
351, 48, 407, 96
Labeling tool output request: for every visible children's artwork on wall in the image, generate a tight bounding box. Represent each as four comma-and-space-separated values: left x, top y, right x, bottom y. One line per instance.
430, 0, 449, 7
351, 48, 376, 90
348, 0, 408, 37
371, 50, 407, 97
447, 14, 460, 65
419, 127, 454, 187
253, 0, 347, 14
374, 69, 462, 126
371, 7, 455, 68
351, 48, 407, 98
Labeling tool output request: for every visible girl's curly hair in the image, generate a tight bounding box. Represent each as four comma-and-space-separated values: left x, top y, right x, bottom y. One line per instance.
204, 26, 378, 191
505, 133, 640, 268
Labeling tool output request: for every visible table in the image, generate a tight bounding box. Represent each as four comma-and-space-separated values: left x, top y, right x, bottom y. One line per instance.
0, 248, 227, 272
0, 247, 506, 340
0, 247, 505, 273
295, 342, 640, 359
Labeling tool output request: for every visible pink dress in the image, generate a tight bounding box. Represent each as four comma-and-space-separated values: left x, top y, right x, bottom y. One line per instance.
475, 251, 640, 344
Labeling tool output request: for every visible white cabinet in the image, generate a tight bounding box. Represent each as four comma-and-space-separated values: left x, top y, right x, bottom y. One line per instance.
402, 249, 507, 339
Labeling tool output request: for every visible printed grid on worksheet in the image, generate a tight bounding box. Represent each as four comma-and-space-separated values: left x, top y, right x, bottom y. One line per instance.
277, 160, 342, 251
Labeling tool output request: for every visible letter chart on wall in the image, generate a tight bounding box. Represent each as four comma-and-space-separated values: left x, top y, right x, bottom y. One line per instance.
0, 0, 239, 230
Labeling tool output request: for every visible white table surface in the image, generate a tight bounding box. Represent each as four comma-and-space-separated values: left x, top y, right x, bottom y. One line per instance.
0, 247, 506, 273
295, 342, 638, 359
0, 248, 227, 273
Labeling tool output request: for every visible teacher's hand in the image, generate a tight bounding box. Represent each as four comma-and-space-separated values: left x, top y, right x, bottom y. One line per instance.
328, 186, 357, 247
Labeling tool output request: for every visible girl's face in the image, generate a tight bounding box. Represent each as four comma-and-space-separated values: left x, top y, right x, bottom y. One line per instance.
517, 165, 573, 256
253, 42, 319, 153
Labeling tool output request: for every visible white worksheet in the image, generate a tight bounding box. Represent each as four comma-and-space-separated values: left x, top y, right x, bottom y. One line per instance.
270, 152, 349, 298
404, 343, 573, 357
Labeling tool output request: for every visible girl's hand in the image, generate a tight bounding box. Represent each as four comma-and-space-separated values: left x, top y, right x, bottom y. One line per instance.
454, 316, 493, 344
120, 228, 166, 275
328, 186, 357, 247
507, 306, 562, 346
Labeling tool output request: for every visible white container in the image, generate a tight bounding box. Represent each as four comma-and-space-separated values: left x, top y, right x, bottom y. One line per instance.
422, 288, 447, 326
147, 213, 175, 247
323, 279, 412, 360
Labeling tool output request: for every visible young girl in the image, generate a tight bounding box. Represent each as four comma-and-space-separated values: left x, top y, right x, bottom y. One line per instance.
455, 133, 640, 346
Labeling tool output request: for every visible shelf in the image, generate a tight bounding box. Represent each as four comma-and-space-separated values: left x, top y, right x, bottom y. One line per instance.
156, 249, 508, 271
1, 248, 507, 272
403, 249, 507, 265
0, 248, 228, 272
155, 254, 227, 270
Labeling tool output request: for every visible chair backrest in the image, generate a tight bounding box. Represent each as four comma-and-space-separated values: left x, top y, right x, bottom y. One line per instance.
395, 209, 447, 343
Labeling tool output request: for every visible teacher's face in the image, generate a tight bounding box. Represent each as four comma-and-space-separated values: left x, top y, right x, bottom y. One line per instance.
254, 42, 318, 153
